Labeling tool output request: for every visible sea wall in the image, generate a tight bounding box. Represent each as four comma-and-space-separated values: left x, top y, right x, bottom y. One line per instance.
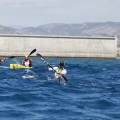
0, 34, 117, 58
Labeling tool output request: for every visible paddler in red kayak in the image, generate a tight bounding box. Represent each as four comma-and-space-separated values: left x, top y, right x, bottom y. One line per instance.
0, 58, 7, 63
0, 56, 15, 63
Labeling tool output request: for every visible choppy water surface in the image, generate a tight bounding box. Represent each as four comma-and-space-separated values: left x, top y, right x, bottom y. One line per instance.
0, 57, 120, 120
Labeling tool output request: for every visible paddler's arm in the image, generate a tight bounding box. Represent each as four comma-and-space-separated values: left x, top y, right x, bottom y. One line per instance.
61, 69, 67, 75
46, 62, 57, 71
46, 62, 53, 71
29, 59, 32, 67
22, 60, 25, 65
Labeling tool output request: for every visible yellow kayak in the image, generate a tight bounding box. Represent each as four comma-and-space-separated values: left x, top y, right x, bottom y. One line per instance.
10, 64, 31, 69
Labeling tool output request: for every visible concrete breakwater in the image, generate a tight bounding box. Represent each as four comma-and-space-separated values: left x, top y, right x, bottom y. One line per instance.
0, 34, 117, 58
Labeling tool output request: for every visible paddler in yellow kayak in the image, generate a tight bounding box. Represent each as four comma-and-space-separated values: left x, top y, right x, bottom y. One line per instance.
46, 61, 67, 83
22, 55, 32, 67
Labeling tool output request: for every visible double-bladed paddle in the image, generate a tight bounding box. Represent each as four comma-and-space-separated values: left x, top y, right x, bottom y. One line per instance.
36, 53, 68, 83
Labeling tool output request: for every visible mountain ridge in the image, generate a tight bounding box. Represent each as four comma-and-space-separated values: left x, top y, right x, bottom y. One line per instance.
0, 22, 120, 39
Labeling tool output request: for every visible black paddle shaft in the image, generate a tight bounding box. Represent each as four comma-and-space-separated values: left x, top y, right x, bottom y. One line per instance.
36, 53, 68, 83
3, 56, 15, 61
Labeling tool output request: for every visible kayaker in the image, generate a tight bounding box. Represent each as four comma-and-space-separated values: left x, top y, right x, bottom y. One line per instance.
46, 61, 67, 83
0, 59, 4, 63
0, 58, 7, 63
22, 55, 32, 67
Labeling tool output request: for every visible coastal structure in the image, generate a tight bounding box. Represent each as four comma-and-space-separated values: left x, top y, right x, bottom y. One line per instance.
0, 34, 117, 58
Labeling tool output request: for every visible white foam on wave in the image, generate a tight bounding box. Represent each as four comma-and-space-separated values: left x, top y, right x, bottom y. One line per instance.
47, 75, 67, 85
47, 76, 56, 80
0, 66, 9, 68
22, 75, 35, 79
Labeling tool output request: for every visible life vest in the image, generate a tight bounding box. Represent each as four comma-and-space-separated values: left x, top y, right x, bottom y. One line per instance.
54, 68, 63, 78
24, 61, 30, 67
56, 68, 62, 73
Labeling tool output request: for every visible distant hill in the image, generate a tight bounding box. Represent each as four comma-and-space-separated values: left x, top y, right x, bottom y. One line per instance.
0, 22, 120, 39
0, 25, 17, 34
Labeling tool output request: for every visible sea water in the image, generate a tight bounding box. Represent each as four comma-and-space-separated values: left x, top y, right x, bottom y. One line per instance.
0, 57, 120, 120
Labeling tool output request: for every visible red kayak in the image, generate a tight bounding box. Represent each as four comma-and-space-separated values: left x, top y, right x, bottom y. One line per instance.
0, 59, 4, 62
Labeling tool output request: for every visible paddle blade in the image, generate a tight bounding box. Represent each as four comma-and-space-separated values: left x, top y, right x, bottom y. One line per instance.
36, 53, 44, 61
8, 56, 15, 59
28, 49, 36, 57
36, 53, 42, 58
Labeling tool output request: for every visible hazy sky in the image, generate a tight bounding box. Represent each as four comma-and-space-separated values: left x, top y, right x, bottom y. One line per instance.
0, 0, 119, 26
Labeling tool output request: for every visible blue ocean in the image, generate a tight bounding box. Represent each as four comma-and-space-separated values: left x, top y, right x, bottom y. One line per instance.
0, 57, 120, 120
